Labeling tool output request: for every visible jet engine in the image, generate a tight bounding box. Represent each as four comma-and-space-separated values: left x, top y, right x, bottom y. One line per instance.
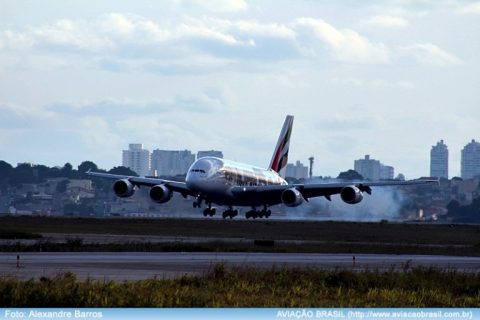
340, 186, 364, 204
281, 188, 304, 207
113, 179, 135, 198
149, 184, 173, 203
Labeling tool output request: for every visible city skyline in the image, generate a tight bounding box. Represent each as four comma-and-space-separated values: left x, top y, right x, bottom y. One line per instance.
3, 137, 480, 180
0, 1, 479, 179
4, 138, 480, 180
119, 140, 480, 180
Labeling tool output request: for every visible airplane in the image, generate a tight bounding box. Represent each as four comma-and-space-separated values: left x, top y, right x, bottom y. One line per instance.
88, 115, 437, 219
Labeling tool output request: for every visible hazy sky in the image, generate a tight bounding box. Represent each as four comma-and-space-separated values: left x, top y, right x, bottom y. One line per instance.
1, 0, 479, 178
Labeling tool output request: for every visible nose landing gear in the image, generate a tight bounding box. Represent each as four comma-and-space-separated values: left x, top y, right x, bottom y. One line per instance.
193, 196, 203, 208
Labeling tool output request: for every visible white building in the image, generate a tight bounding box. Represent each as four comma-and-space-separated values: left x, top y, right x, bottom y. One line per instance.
461, 139, 480, 179
354, 155, 381, 180
122, 143, 151, 176
197, 150, 223, 159
151, 150, 195, 176
285, 161, 309, 179
380, 165, 394, 180
354, 155, 394, 180
430, 140, 448, 179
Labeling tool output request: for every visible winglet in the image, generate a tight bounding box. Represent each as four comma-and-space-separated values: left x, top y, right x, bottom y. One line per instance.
269, 115, 294, 178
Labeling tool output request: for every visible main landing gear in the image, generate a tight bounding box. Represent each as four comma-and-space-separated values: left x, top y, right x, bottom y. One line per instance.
245, 207, 271, 219
198, 199, 216, 217
203, 206, 216, 217
193, 197, 271, 219
222, 208, 238, 219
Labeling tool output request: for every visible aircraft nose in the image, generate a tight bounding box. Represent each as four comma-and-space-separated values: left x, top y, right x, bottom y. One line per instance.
186, 168, 206, 191
186, 157, 222, 192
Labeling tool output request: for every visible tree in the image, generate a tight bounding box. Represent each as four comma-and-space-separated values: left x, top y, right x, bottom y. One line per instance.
48, 166, 62, 178
109, 166, 138, 176
0, 161, 13, 184
0, 160, 13, 175
78, 161, 98, 174
470, 196, 480, 211
446, 199, 460, 213
32, 164, 51, 182
285, 177, 301, 184
11, 163, 35, 185
445, 197, 480, 223
61, 163, 74, 178
337, 169, 364, 181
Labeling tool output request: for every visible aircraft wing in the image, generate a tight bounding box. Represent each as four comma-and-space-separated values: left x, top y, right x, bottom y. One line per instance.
297, 179, 437, 199
230, 179, 438, 205
87, 171, 195, 196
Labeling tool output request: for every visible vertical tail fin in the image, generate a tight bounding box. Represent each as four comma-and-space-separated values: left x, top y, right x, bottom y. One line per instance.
269, 115, 294, 178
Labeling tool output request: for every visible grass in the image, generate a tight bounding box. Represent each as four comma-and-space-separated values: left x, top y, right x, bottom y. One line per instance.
1, 266, 479, 307
0, 229, 42, 240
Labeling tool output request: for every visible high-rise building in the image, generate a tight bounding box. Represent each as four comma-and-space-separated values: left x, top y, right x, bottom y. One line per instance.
285, 161, 309, 179
197, 150, 223, 159
354, 155, 381, 180
461, 139, 480, 179
354, 155, 395, 180
430, 140, 448, 179
122, 143, 150, 176
380, 165, 394, 180
151, 150, 195, 176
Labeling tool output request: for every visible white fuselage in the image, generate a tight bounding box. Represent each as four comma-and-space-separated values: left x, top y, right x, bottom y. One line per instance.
185, 157, 287, 206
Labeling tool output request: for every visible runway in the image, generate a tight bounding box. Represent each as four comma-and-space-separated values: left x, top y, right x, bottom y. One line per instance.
1, 252, 479, 281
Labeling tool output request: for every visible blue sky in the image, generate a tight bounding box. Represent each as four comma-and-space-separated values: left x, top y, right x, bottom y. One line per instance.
0, 0, 479, 178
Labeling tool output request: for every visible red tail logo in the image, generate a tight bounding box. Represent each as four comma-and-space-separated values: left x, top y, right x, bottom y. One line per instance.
269, 115, 294, 178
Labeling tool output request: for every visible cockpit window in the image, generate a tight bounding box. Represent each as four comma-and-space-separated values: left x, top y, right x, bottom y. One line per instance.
190, 169, 206, 173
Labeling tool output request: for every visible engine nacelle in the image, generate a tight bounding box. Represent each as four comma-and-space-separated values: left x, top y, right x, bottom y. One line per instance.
113, 179, 135, 198
149, 184, 173, 204
281, 188, 304, 207
340, 186, 364, 204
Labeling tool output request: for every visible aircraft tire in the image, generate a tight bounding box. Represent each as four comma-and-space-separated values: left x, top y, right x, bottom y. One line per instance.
210, 208, 216, 216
